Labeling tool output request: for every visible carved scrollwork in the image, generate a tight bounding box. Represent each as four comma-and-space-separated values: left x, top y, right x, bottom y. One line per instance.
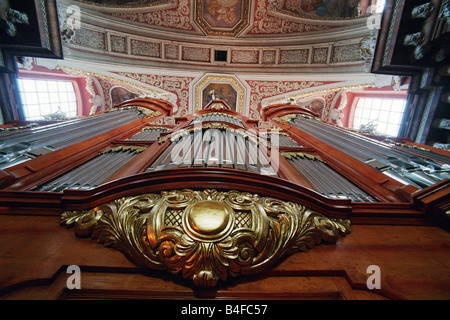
61, 189, 351, 287
273, 114, 300, 125
117, 106, 162, 119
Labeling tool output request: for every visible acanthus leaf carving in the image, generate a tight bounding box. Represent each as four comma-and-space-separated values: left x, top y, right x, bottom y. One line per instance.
61, 189, 351, 287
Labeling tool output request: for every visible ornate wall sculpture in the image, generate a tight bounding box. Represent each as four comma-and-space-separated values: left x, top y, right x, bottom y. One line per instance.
61, 188, 351, 287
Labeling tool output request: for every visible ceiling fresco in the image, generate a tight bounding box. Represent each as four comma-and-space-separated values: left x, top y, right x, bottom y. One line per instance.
71, 0, 370, 36
281, 0, 362, 19
75, 0, 165, 7
195, 0, 250, 36
58, 0, 374, 74
25, 0, 393, 126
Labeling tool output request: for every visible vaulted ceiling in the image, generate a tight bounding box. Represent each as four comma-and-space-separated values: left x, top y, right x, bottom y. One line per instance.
28, 1, 399, 123
60, 0, 375, 73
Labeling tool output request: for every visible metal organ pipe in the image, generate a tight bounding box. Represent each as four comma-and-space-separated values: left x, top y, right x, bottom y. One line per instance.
0, 108, 144, 169
34, 147, 144, 191
284, 153, 377, 202
146, 129, 278, 176
290, 116, 450, 189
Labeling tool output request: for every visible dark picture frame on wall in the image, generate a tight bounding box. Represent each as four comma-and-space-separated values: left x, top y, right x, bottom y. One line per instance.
0, 49, 17, 73
0, 0, 63, 66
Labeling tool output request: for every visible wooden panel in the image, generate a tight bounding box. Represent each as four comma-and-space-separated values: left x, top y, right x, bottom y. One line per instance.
0, 272, 386, 300
1, 215, 449, 300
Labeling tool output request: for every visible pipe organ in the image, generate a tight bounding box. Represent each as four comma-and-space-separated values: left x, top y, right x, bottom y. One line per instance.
263, 132, 302, 148
33, 146, 146, 192
127, 127, 170, 141
282, 152, 378, 202
190, 112, 244, 127
0, 108, 145, 170
289, 114, 450, 189
146, 126, 278, 176
0, 98, 449, 300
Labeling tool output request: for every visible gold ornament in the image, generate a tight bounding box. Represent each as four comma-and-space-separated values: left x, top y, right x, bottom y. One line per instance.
61, 189, 351, 287
282, 152, 325, 162
99, 145, 147, 155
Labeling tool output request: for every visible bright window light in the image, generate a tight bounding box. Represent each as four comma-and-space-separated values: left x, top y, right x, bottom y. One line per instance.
375, 0, 386, 13
17, 78, 78, 121
353, 97, 407, 137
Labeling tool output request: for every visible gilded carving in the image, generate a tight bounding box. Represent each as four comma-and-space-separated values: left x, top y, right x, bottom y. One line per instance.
383, 139, 431, 152
208, 103, 226, 110
61, 189, 351, 287
194, 112, 239, 120
117, 106, 162, 119
142, 126, 171, 131
273, 113, 301, 125
99, 145, 147, 155
0, 123, 38, 132
282, 152, 324, 162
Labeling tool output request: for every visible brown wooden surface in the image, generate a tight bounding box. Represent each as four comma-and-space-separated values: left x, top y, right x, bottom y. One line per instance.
0, 214, 449, 300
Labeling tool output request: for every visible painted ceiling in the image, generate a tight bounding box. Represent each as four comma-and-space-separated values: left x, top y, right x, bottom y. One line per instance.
60, 0, 374, 72
26, 1, 399, 125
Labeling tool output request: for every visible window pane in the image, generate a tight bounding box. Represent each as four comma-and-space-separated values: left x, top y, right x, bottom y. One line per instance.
352, 97, 407, 137
67, 92, 76, 102
369, 108, 379, 119
27, 105, 41, 119
372, 99, 382, 110
389, 112, 402, 123
47, 81, 58, 92
377, 122, 387, 134
391, 99, 405, 112
58, 81, 70, 92
35, 80, 48, 92
379, 110, 390, 122
38, 92, 50, 104
385, 124, 399, 137
17, 79, 78, 121
26, 92, 38, 104
40, 104, 52, 115
22, 79, 36, 92
49, 92, 59, 102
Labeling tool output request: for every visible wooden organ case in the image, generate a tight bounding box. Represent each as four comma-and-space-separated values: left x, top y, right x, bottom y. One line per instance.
0, 98, 449, 300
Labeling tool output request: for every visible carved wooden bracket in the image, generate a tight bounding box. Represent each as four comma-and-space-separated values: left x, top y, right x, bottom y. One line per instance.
61, 188, 351, 287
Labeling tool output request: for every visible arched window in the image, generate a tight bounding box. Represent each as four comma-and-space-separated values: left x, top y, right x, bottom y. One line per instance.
17, 78, 78, 121
352, 97, 407, 137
